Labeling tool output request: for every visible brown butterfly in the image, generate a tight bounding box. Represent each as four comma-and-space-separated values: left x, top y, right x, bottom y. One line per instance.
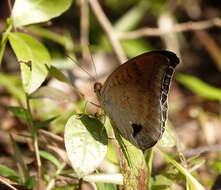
94, 51, 179, 150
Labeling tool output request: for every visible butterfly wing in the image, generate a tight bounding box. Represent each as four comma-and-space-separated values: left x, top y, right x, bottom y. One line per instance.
98, 51, 179, 150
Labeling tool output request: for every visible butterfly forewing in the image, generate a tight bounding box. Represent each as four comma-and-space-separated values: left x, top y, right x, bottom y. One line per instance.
96, 51, 179, 150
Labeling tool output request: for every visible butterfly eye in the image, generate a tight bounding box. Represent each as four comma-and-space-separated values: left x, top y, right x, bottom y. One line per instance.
94, 82, 103, 92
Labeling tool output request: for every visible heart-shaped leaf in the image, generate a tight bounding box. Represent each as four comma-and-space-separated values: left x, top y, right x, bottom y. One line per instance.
8, 32, 50, 94
64, 114, 108, 178
12, 0, 73, 27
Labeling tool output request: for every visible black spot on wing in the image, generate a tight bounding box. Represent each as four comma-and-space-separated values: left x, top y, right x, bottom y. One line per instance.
131, 124, 143, 137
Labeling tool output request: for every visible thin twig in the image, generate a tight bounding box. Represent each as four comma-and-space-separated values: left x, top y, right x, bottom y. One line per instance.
88, 0, 127, 64
185, 144, 221, 157
26, 96, 42, 168
188, 160, 205, 173
195, 30, 221, 72
83, 173, 123, 184
0, 177, 18, 190
7, 0, 12, 13
80, 0, 91, 63
34, 133, 41, 168
173, 126, 187, 167
79, 178, 83, 190
118, 17, 221, 39
46, 163, 66, 190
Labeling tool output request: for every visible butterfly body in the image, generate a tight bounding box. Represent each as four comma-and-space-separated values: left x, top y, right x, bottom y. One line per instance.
94, 51, 179, 150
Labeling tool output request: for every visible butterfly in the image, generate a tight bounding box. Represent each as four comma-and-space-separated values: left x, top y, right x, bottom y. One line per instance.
94, 51, 179, 150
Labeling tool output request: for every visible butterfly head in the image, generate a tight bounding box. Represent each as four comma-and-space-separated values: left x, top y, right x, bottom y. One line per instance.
94, 82, 102, 92
94, 82, 103, 100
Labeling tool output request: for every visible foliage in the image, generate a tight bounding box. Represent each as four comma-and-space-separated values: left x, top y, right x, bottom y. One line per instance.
0, 0, 219, 189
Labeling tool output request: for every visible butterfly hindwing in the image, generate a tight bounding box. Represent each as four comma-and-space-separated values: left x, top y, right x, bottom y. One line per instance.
95, 51, 179, 150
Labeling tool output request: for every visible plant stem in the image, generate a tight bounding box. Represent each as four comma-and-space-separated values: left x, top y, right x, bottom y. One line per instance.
34, 133, 41, 168
26, 95, 42, 185
79, 178, 83, 190
145, 148, 153, 190
26, 95, 41, 166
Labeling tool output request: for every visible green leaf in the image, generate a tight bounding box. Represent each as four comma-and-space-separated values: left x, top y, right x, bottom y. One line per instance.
34, 116, 57, 129
97, 183, 117, 190
9, 106, 31, 123
64, 114, 108, 178
152, 174, 173, 186
0, 73, 25, 104
152, 175, 173, 190
212, 160, 221, 173
176, 74, 221, 101
160, 150, 205, 190
107, 117, 147, 190
158, 122, 176, 147
117, 138, 148, 190
24, 176, 37, 188
0, 164, 20, 183
106, 142, 119, 164
27, 25, 74, 51
0, 165, 18, 176
12, 0, 73, 27
114, 0, 150, 32
47, 65, 71, 85
39, 150, 61, 168
30, 86, 73, 102
8, 32, 51, 94
121, 39, 152, 58
111, 118, 147, 190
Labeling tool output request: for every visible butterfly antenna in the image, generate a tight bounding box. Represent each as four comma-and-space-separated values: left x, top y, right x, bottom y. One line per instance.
65, 54, 97, 82
88, 45, 98, 81
88, 101, 101, 108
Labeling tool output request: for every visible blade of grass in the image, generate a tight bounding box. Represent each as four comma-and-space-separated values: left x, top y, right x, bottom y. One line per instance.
39, 150, 61, 169
0, 164, 21, 184
159, 149, 205, 190
176, 74, 221, 101
10, 135, 29, 184
34, 116, 58, 129
114, 0, 150, 32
